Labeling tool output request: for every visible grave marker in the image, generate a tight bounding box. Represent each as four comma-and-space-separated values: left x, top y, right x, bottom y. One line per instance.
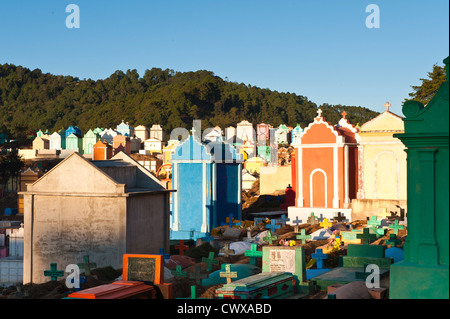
386, 234, 402, 248
174, 240, 189, 256
320, 218, 333, 229
262, 246, 313, 294
77, 255, 97, 276
263, 231, 278, 245
221, 214, 240, 228
307, 213, 319, 225
296, 229, 311, 245
44, 263, 64, 281
266, 219, 281, 233
219, 243, 235, 258
292, 216, 302, 226
276, 215, 290, 226
243, 230, 253, 242
171, 265, 188, 278
123, 254, 163, 284
333, 212, 348, 223
356, 228, 377, 245
220, 264, 238, 284
244, 244, 263, 266
201, 252, 219, 272
311, 249, 328, 269
388, 220, 405, 235
367, 216, 382, 228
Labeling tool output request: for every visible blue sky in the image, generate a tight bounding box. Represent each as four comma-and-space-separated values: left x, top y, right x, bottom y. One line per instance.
0, 0, 448, 115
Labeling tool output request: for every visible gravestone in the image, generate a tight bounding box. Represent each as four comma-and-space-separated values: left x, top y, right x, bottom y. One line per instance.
312, 244, 392, 290
202, 264, 260, 286
262, 246, 314, 295
306, 249, 332, 280
215, 272, 296, 299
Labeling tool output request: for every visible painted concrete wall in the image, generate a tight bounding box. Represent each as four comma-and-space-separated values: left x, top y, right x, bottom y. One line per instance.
260, 165, 292, 195
126, 193, 170, 254
23, 194, 127, 284
350, 198, 407, 221
360, 135, 406, 200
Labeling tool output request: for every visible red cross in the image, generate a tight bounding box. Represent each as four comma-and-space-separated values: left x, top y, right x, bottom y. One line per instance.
175, 240, 189, 255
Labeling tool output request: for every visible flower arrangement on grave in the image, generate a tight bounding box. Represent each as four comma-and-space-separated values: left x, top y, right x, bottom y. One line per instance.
280, 239, 296, 247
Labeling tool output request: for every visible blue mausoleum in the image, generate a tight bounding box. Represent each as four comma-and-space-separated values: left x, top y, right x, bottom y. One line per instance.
171, 130, 243, 240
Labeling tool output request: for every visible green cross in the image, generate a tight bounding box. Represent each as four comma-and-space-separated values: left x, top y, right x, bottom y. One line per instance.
201, 252, 219, 272
220, 264, 238, 284
188, 266, 208, 284
244, 244, 262, 265
190, 285, 197, 299
367, 216, 382, 228
386, 234, 402, 247
357, 228, 377, 245
263, 231, 278, 245
171, 265, 188, 278
77, 255, 97, 276
389, 220, 405, 235
44, 263, 64, 281
296, 229, 311, 245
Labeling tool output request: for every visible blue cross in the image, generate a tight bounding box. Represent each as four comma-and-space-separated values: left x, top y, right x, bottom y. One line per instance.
317, 213, 325, 223
292, 216, 302, 226
266, 219, 281, 233
159, 248, 170, 260
311, 249, 328, 269
221, 214, 239, 228
277, 214, 290, 226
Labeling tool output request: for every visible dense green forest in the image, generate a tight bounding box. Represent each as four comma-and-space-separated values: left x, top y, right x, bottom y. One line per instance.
0, 63, 380, 140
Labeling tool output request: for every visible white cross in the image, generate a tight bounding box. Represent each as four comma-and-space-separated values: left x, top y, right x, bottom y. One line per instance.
317, 108, 323, 117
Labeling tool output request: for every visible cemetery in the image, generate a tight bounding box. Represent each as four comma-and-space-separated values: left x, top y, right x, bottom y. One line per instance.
0, 57, 448, 300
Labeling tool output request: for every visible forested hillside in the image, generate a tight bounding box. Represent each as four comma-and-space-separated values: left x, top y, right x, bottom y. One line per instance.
0, 63, 379, 139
